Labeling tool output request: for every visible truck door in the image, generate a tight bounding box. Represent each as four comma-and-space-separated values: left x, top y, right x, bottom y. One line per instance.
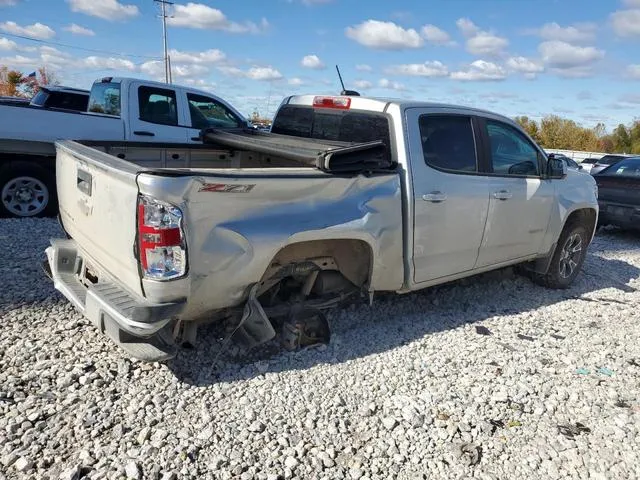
127, 83, 188, 143
406, 108, 491, 284
474, 118, 555, 268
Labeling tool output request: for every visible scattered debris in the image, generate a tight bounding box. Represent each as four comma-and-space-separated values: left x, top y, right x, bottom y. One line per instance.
615, 400, 631, 408
517, 334, 534, 341
557, 422, 591, 439
489, 419, 504, 434
550, 334, 566, 340
498, 342, 516, 352
508, 400, 524, 411
454, 443, 482, 466
587, 321, 600, 329
627, 359, 640, 367
597, 367, 613, 377
508, 420, 522, 428
576, 368, 591, 375
475, 326, 492, 336
436, 411, 451, 421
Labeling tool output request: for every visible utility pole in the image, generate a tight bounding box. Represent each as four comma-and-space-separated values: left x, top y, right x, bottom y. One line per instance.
154, 0, 173, 84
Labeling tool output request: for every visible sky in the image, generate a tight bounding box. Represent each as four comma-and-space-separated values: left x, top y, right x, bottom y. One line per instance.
0, 0, 639, 129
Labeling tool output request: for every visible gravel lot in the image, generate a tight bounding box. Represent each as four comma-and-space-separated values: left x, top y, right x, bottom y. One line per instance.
1, 218, 639, 480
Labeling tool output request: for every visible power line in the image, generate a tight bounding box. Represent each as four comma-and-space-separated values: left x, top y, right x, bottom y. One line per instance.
0, 32, 162, 60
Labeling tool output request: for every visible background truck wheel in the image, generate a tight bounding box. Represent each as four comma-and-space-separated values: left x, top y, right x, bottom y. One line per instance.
534, 221, 588, 289
0, 161, 57, 218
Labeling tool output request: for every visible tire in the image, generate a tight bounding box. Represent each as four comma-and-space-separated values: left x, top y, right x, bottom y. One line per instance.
0, 161, 57, 218
533, 221, 588, 289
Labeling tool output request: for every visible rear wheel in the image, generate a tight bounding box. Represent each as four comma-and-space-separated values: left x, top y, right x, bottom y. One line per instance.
0, 162, 57, 218
533, 222, 588, 289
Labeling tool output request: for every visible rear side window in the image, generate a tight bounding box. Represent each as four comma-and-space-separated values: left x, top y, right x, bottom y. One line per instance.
138, 86, 178, 126
271, 105, 391, 154
601, 158, 640, 177
419, 115, 477, 173
599, 155, 624, 165
88, 82, 121, 116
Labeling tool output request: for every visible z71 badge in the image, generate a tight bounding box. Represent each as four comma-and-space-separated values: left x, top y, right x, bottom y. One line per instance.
198, 183, 256, 193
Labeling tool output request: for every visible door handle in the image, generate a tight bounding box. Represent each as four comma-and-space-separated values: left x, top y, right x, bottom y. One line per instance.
133, 130, 155, 137
422, 191, 447, 203
493, 190, 512, 200
77, 169, 92, 196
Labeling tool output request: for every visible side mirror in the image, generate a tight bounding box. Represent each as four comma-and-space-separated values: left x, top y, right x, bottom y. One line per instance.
547, 154, 567, 179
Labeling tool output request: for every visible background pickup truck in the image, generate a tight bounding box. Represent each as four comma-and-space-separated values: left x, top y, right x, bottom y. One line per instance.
0, 77, 247, 218
45, 94, 599, 361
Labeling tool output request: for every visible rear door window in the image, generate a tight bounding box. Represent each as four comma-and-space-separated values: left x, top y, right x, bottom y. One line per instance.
138, 86, 178, 126
418, 115, 477, 173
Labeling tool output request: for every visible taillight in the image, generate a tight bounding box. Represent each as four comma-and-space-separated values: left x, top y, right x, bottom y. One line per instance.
312, 96, 351, 110
137, 195, 187, 280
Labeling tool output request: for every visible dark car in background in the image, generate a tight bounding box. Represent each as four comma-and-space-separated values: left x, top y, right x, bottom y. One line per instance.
595, 156, 640, 230
590, 154, 629, 176
551, 153, 584, 171
30, 86, 89, 112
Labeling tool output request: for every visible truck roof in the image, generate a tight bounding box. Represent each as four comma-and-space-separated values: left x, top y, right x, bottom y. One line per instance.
281, 94, 516, 124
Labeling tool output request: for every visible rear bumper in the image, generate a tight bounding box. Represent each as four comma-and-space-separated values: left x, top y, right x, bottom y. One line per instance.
44, 238, 187, 360
598, 201, 640, 229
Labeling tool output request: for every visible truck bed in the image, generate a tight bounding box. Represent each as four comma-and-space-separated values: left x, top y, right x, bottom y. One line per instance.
54, 137, 404, 323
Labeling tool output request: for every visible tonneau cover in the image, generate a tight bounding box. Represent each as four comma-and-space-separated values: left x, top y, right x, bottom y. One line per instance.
201, 128, 396, 174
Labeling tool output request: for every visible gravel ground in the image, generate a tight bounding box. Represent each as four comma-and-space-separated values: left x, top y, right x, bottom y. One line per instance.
1, 218, 640, 480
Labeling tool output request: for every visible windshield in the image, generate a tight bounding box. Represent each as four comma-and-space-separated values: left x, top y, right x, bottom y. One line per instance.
601, 158, 640, 177
30, 90, 48, 107
598, 155, 624, 165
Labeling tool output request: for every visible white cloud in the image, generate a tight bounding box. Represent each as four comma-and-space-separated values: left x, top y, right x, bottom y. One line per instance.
167, 3, 268, 34
356, 64, 372, 72
63, 23, 95, 36
532, 22, 597, 44
421, 24, 455, 46
218, 65, 282, 81
354, 79, 373, 89
172, 64, 209, 78
288, 77, 305, 86
169, 48, 225, 64
466, 33, 509, 56
0, 21, 55, 40
506, 56, 544, 78
611, 9, 640, 37
0, 37, 18, 50
301, 54, 325, 70
623, 0, 640, 6
456, 18, 480, 37
67, 0, 139, 21
84, 55, 135, 71
345, 20, 423, 50
627, 64, 640, 79
450, 60, 507, 81
247, 66, 282, 81
455, 18, 508, 56
538, 40, 604, 69
378, 78, 406, 91
0, 0, 17, 5
386, 61, 448, 77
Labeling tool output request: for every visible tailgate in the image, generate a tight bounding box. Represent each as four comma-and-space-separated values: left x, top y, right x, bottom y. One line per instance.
55, 140, 143, 296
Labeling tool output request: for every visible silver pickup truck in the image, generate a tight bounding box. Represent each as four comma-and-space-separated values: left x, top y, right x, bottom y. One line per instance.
44, 95, 599, 361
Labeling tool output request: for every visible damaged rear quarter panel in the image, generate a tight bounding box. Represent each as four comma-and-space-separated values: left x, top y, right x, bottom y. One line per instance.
137, 170, 404, 320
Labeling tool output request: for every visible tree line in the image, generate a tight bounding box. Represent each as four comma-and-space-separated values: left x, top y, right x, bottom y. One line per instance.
515, 115, 640, 154
0, 66, 58, 98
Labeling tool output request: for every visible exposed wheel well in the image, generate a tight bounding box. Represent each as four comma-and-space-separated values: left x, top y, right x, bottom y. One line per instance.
260, 239, 374, 289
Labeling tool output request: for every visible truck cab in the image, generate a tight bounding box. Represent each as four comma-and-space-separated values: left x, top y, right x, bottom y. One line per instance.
0, 77, 248, 218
